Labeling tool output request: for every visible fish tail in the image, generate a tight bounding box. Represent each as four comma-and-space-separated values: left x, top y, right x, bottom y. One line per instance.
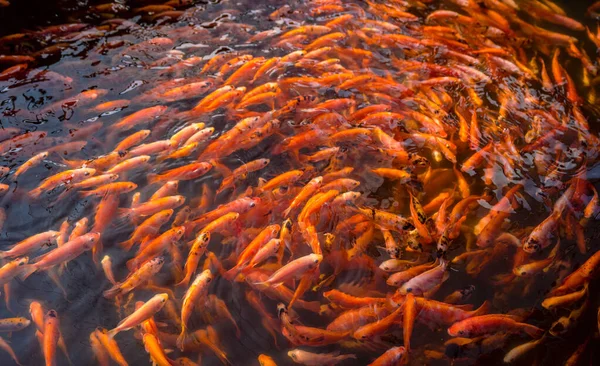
118, 239, 134, 251
60, 157, 85, 169
0, 252, 7, 259
107, 328, 118, 338
204, 339, 231, 366
102, 284, 122, 299
223, 266, 241, 281
176, 327, 187, 351
523, 323, 544, 338
146, 174, 160, 185
18, 264, 37, 281
175, 273, 191, 288
117, 208, 131, 220
303, 300, 321, 313
125, 258, 137, 272
58, 336, 72, 365
282, 206, 292, 218
473, 300, 490, 316
28, 188, 42, 200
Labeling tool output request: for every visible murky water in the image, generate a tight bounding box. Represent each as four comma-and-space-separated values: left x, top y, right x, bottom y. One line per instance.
0, 0, 599, 365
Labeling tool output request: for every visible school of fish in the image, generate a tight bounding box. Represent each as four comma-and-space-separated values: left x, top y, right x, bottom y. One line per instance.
0, 0, 600, 364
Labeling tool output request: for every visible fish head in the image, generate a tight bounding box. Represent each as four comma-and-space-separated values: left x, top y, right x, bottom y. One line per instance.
201, 269, 213, 283
447, 323, 469, 337
198, 232, 211, 247
46, 309, 58, 318
157, 293, 169, 304
276, 303, 287, 317
152, 256, 165, 267
522, 238, 541, 253
287, 350, 299, 361
309, 254, 323, 268
85, 233, 101, 249
160, 209, 175, 221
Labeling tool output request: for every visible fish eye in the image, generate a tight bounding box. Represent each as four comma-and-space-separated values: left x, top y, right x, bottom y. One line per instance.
314, 259, 319, 263
249, 202, 256, 208
84, 171, 91, 176
458, 330, 465, 336
206, 277, 212, 283
406, 288, 413, 293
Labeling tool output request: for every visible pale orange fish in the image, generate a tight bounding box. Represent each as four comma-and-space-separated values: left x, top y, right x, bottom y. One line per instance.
147, 162, 212, 184
258, 253, 322, 286
119, 209, 174, 251
119, 195, 185, 219
30, 168, 96, 199
287, 349, 356, 365
0, 257, 29, 286
126, 227, 184, 270
13, 151, 48, 181
0, 230, 59, 259
108, 293, 168, 337
177, 270, 212, 350
21, 232, 100, 280
94, 328, 128, 366
177, 232, 210, 287
113, 130, 151, 152
0, 317, 30, 332
82, 182, 137, 197
104, 256, 165, 298
106, 155, 150, 175
113, 106, 168, 131
101, 255, 117, 285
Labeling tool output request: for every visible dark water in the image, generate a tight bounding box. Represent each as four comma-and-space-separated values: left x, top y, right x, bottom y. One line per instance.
0, 0, 599, 365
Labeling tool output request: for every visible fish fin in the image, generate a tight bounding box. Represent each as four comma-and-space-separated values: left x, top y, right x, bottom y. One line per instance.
523, 324, 544, 338
125, 258, 137, 272
473, 300, 490, 316
492, 273, 516, 285
257, 177, 267, 188
176, 327, 188, 351
58, 334, 72, 365
119, 239, 135, 251
302, 300, 321, 314
18, 264, 37, 281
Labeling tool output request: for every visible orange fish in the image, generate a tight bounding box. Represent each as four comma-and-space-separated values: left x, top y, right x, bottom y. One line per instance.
147, 162, 212, 184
